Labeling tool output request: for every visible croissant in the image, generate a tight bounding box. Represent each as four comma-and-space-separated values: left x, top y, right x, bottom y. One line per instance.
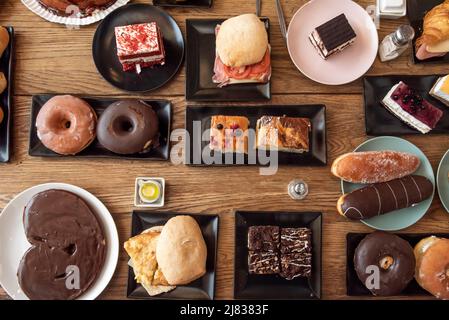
416, 0, 449, 59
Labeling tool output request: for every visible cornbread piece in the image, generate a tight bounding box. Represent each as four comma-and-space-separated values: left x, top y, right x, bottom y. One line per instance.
248, 251, 280, 274
115, 22, 166, 72
210, 115, 250, 153
248, 226, 280, 252
382, 81, 443, 134
309, 14, 356, 59
256, 116, 311, 153
124, 226, 175, 296
280, 252, 312, 280
280, 228, 312, 254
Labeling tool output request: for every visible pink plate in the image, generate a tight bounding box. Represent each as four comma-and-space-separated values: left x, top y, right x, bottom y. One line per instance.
287, 0, 378, 85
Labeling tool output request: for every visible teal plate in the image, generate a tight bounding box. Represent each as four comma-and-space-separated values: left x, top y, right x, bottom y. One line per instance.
341, 136, 435, 231
437, 149, 449, 213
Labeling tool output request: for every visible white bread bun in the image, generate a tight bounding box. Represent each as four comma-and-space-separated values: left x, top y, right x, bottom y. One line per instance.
156, 216, 207, 285
216, 13, 268, 67
0, 27, 9, 58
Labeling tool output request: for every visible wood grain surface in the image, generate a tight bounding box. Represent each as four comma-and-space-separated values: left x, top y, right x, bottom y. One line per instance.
1, 0, 449, 300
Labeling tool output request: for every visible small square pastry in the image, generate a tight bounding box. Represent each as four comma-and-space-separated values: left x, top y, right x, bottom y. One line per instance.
210, 115, 249, 153
280, 252, 312, 279
248, 225, 280, 252
382, 81, 443, 134
309, 14, 357, 60
248, 251, 280, 274
115, 22, 166, 72
280, 228, 312, 254
430, 75, 449, 106
256, 116, 311, 153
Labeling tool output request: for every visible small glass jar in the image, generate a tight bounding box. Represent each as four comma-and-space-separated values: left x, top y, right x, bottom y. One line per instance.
288, 179, 309, 200
379, 25, 415, 62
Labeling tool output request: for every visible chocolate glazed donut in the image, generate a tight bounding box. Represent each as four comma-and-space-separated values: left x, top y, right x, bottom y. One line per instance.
97, 100, 159, 155
354, 231, 415, 296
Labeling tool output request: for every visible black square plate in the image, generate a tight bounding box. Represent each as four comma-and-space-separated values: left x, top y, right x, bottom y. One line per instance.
29, 95, 171, 160
363, 75, 449, 135
127, 211, 218, 300
185, 105, 327, 166
347, 232, 449, 296
186, 18, 271, 101
407, 0, 449, 64
234, 211, 322, 300
0, 27, 13, 163
153, 0, 212, 8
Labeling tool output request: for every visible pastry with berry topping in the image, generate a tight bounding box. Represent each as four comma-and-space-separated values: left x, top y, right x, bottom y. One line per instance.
381, 81, 443, 134
209, 115, 249, 153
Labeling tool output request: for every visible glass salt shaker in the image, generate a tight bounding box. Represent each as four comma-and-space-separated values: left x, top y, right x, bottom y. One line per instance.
288, 179, 309, 200
379, 25, 415, 62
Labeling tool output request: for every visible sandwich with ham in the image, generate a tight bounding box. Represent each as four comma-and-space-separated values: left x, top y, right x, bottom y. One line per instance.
213, 14, 271, 87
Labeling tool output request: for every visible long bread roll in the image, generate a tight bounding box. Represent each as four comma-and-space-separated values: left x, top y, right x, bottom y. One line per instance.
337, 175, 433, 220
331, 151, 420, 184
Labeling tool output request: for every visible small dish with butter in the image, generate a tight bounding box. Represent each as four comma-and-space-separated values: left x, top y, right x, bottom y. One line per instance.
135, 177, 165, 207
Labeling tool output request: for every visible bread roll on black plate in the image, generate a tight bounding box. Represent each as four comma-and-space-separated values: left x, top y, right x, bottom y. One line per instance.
338, 175, 433, 220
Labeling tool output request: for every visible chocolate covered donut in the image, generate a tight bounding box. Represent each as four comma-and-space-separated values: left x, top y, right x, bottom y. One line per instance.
18, 189, 106, 300
36, 95, 97, 155
354, 231, 415, 296
97, 100, 159, 155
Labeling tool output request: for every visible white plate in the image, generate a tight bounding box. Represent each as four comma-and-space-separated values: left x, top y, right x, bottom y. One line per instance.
287, 0, 379, 85
0, 183, 119, 300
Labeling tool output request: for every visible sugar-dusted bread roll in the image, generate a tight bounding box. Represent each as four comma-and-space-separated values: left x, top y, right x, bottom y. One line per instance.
0, 26, 9, 58
331, 151, 420, 184
337, 175, 433, 220
156, 216, 207, 285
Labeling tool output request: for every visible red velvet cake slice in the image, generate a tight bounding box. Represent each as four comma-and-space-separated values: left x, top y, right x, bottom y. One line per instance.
115, 22, 166, 72
381, 81, 443, 134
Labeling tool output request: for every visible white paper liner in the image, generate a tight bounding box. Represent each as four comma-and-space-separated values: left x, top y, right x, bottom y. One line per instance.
21, 0, 130, 26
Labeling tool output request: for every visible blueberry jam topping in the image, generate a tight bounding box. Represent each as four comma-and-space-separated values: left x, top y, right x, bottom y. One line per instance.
396, 87, 426, 114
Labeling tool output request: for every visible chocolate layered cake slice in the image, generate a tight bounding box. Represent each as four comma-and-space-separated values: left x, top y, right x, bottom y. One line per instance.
115, 22, 166, 72
248, 251, 280, 274
280, 252, 312, 279
247, 225, 280, 252
309, 13, 357, 60
280, 228, 312, 254
382, 81, 443, 134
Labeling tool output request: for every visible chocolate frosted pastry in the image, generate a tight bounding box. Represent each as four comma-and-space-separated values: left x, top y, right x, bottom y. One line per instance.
354, 231, 415, 296
248, 226, 280, 252
280, 228, 311, 254
280, 252, 312, 280
337, 175, 433, 220
38, 0, 117, 17
18, 189, 106, 300
248, 251, 280, 274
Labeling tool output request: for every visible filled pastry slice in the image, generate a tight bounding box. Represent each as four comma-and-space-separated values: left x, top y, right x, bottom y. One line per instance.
210, 115, 249, 153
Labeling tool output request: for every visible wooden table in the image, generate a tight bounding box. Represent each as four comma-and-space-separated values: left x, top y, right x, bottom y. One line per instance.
1, 0, 448, 300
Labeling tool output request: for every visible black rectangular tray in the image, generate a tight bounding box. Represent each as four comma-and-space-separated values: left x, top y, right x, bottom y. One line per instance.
0, 27, 14, 163
127, 211, 218, 300
185, 18, 271, 101
185, 104, 327, 166
407, 0, 449, 64
29, 95, 171, 160
363, 75, 449, 135
346, 232, 449, 296
153, 0, 212, 7
234, 211, 322, 300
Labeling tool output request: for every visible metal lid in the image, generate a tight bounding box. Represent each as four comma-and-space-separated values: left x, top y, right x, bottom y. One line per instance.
393, 25, 415, 46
